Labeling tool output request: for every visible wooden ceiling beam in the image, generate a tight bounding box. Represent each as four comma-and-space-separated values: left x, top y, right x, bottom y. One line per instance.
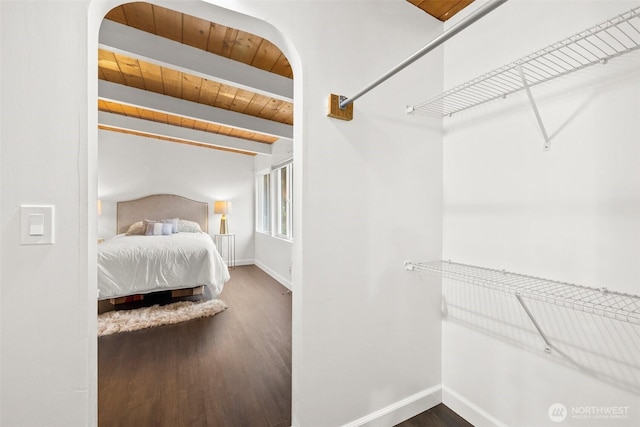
98, 111, 272, 155
99, 20, 293, 103
99, 80, 293, 140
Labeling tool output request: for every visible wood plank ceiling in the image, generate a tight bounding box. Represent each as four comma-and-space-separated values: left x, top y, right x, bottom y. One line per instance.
98, 2, 294, 156
98, 1, 475, 156
408, 0, 475, 21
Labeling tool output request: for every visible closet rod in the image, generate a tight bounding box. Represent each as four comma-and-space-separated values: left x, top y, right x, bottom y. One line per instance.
337, 0, 509, 110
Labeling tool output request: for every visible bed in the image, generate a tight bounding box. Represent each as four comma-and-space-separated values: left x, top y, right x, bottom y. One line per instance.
97, 194, 230, 302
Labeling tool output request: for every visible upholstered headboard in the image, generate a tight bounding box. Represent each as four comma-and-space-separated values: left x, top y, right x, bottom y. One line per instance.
116, 194, 209, 234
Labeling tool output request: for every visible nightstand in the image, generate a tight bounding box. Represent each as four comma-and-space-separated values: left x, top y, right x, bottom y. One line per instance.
213, 234, 235, 269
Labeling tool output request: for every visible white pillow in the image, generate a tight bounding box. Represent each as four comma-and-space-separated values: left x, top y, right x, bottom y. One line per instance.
145, 221, 174, 236
177, 219, 202, 233
159, 218, 179, 233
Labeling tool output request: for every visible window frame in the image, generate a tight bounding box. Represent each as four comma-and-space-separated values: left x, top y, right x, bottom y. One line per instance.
255, 170, 271, 234
273, 162, 293, 241
255, 160, 293, 241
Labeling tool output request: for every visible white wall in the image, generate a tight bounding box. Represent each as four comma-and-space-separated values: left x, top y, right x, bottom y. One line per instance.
254, 232, 292, 288
224, 2, 445, 425
254, 139, 293, 288
441, 1, 640, 426
255, 138, 293, 171
0, 1, 3, 420
98, 130, 255, 264
1, 1, 96, 425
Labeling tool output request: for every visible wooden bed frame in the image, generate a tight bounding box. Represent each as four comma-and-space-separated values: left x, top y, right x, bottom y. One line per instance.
109, 194, 209, 304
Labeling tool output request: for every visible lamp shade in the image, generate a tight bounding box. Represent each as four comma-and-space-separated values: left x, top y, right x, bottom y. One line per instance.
97, 199, 103, 216
214, 201, 232, 215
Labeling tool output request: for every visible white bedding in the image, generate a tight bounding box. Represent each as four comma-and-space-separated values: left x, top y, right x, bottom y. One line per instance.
97, 232, 230, 300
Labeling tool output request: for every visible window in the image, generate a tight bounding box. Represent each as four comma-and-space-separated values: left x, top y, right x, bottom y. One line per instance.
274, 163, 292, 240
255, 161, 293, 240
256, 173, 270, 233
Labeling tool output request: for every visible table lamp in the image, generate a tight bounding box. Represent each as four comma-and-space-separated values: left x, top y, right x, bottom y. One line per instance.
214, 201, 232, 234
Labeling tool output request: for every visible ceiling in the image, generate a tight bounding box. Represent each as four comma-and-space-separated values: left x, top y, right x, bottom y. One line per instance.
408, 0, 475, 21
98, 2, 294, 156
98, 1, 473, 156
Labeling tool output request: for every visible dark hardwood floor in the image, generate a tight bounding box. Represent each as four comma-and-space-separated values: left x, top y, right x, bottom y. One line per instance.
99, 265, 471, 427
98, 265, 292, 427
396, 404, 473, 427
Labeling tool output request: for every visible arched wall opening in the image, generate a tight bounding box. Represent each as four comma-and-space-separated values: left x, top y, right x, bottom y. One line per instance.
88, 0, 303, 423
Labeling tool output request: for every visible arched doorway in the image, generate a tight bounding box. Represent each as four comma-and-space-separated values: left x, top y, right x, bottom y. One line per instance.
89, 1, 302, 423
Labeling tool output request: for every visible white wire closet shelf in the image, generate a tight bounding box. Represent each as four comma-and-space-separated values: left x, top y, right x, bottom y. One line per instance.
404, 260, 640, 325
408, 6, 640, 117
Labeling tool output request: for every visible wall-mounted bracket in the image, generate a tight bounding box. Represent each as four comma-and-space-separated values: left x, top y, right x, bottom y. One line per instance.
338, 95, 348, 110
327, 94, 354, 121
518, 66, 551, 151
515, 293, 553, 353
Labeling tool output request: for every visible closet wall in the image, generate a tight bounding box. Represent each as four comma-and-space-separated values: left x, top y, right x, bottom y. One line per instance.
441, 1, 640, 426
265, 1, 445, 423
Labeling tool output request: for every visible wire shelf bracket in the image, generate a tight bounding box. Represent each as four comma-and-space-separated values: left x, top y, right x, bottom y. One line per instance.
515, 293, 553, 353
404, 260, 640, 353
518, 65, 551, 151
408, 5, 640, 149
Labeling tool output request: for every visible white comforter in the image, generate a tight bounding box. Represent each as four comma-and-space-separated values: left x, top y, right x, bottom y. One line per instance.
97, 232, 230, 299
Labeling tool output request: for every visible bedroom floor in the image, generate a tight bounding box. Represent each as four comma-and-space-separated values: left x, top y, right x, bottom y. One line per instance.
98, 265, 471, 427
98, 265, 292, 426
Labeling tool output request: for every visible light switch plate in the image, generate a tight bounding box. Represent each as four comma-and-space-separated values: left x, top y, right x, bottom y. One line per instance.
20, 205, 55, 245
29, 213, 45, 236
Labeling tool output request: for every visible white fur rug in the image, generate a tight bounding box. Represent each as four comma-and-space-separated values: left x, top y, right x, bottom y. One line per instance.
98, 299, 227, 336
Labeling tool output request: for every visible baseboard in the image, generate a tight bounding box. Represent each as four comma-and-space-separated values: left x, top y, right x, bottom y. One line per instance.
233, 259, 254, 267
442, 385, 507, 427
254, 260, 292, 290
341, 384, 442, 427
